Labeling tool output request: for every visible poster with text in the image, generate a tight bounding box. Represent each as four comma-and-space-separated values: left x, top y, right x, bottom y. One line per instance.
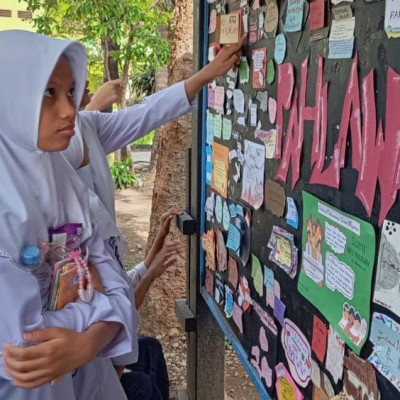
298, 192, 376, 354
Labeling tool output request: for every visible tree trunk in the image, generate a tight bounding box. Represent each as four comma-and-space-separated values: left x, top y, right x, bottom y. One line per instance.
150, 25, 171, 172
139, 0, 193, 336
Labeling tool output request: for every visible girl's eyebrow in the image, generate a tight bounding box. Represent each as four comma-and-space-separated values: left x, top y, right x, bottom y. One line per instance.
46, 78, 75, 86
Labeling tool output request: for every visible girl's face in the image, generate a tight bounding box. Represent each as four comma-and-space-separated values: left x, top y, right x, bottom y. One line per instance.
38, 56, 76, 151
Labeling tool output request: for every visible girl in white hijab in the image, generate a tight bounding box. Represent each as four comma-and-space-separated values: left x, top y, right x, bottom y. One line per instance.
0, 30, 134, 399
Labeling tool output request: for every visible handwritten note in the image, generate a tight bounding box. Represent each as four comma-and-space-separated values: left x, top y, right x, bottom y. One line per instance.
264, 265, 275, 308
233, 89, 245, 113
269, 97, 277, 124
209, 9, 217, 33
265, 0, 279, 37
369, 313, 400, 392
219, 14, 240, 44
222, 117, 232, 141
312, 315, 328, 363
212, 143, 229, 197
256, 91, 268, 112
265, 179, 286, 217
274, 34, 287, 64
214, 113, 222, 138
249, 100, 258, 127
275, 363, 304, 400
332, 4, 352, 20
206, 146, 212, 185
284, 0, 305, 33
252, 254, 264, 297
325, 326, 345, 384
281, 319, 312, 388
385, 0, 400, 37
241, 140, 265, 209
214, 86, 225, 113
252, 48, 267, 89
286, 197, 299, 229
226, 223, 241, 252
206, 111, 214, 145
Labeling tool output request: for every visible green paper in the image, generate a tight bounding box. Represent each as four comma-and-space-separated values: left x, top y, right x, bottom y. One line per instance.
222, 117, 233, 140
251, 254, 264, 297
267, 59, 275, 84
298, 192, 376, 354
239, 57, 250, 84
214, 114, 222, 139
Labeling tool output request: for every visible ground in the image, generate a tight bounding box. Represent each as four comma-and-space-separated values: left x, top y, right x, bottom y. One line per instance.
115, 157, 259, 400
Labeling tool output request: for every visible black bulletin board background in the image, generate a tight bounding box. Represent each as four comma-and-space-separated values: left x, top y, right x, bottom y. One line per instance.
202, 0, 400, 399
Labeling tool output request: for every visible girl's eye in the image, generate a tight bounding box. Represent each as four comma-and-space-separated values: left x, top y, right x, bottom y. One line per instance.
68, 87, 75, 97
44, 88, 55, 98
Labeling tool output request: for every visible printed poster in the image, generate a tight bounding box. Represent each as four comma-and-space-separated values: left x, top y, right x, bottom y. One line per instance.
373, 220, 400, 318
298, 192, 376, 354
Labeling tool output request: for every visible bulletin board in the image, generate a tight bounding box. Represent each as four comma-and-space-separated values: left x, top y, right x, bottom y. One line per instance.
199, 0, 400, 399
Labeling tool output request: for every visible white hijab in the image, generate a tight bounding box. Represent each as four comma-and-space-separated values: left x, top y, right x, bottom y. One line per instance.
0, 30, 92, 260
63, 122, 127, 258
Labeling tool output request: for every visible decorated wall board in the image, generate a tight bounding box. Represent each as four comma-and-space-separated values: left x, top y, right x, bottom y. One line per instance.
200, 0, 400, 399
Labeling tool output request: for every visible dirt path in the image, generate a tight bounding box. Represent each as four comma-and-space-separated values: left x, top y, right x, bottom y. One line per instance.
115, 173, 259, 400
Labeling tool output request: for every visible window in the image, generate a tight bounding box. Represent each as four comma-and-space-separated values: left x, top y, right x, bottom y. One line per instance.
18, 10, 32, 19
0, 10, 12, 17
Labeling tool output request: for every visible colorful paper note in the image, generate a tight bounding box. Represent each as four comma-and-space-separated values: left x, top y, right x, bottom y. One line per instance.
214, 86, 225, 113
219, 13, 241, 44
325, 326, 345, 384
214, 113, 222, 138
265, 0, 279, 37
369, 312, 400, 392
298, 192, 376, 354
251, 254, 264, 297
233, 89, 245, 113
268, 226, 298, 278
256, 91, 268, 112
222, 117, 232, 141
205, 268, 214, 296
264, 265, 275, 308
206, 146, 212, 186
233, 301, 243, 333
274, 297, 286, 326
265, 179, 286, 217
202, 229, 216, 271
209, 9, 217, 33
212, 143, 229, 197
226, 223, 241, 252
216, 229, 227, 272
238, 276, 253, 311
228, 256, 239, 288
284, 0, 305, 32
310, 0, 325, 31
385, 0, 400, 38
224, 285, 234, 317
274, 34, 287, 64
269, 97, 277, 124
312, 315, 328, 363
328, 18, 355, 59
215, 194, 222, 223
241, 140, 265, 209
239, 56, 250, 84
275, 363, 304, 400
267, 59, 275, 84
222, 201, 230, 231
373, 220, 400, 318
249, 100, 258, 127
343, 352, 380, 399
286, 197, 299, 229
281, 319, 312, 388
252, 48, 267, 90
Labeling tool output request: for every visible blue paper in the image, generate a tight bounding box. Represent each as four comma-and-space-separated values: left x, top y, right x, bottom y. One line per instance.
264, 266, 275, 291
224, 286, 234, 318
226, 224, 241, 252
215, 195, 223, 224
236, 205, 244, 217
206, 146, 213, 186
286, 197, 299, 229
206, 111, 214, 145
229, 204, 237, 218
274, 34, 286, 64
222, 201, 230, 231
369, 313, 400, 390
328, 38, 354, 59
284, 0, 304, 32
273, 297, 286, 326
235, 217, 241, 229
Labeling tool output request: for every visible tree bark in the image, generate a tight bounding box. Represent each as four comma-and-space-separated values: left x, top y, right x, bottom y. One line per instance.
139, 0, 194, 336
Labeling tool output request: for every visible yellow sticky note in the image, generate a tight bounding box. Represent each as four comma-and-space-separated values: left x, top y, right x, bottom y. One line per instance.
276, 235, 292, 268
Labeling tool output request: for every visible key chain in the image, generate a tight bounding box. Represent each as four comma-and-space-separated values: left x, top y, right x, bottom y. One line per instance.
70, 250, 93, 303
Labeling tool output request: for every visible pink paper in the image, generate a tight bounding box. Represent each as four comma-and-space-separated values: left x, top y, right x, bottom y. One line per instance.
269, 97, 277, 124
281, 319, 312, 388
259, 326, 269, 352
233, 302, 243, 333
214, 86, 225, 113
312, 315, 328, 363
275, 363, 304, 400
274, 280, 281, 298
267, 288, 275, 308
310, 0, 325, 31
252, 48, 267, 90
228, 256, 239, 289
209, 9, 217, 33
261, 357, 273, 388
205, 268, 214, 296
207, 88, 215, 109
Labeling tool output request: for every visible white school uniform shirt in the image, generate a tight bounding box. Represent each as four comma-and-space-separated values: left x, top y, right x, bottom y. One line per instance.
0, 30, 134, 400
70, 81, 195, 398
